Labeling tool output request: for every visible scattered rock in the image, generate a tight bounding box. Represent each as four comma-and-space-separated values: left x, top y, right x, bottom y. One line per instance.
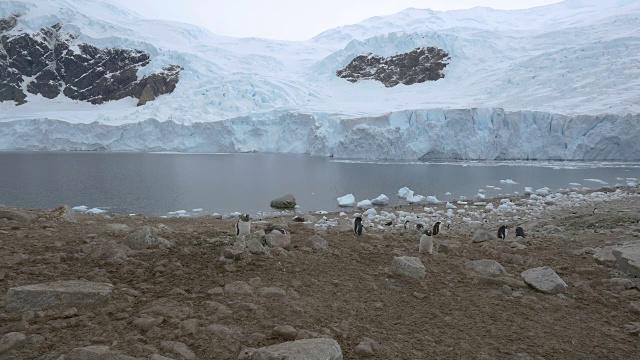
611, 242, 640, 277
106, 223, 130, 232
354, 337, 377, 357
259, 287, 287, 298
50, 205, 77, 222
305, 235, 329, 251
266, 232, 292, 250
224, 281, 254, 296
0, 208, 36, 222
124, 226, 160, 250
270, 194, 297, 209
466, 259, 508, 277
521, 266, 568, 294
160, 341, 196, 360
150, 355, 176, 360
66, 345, 138, 360
132, 316, 164, 331
4, 280, 113, 312
472, 230, 495, 243
239, 338, 343, 360
392, 256, 426, 279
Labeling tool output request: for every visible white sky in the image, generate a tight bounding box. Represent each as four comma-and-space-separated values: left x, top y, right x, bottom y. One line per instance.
113, 0, 565, 41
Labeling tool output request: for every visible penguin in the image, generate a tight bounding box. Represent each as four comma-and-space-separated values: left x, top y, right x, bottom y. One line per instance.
416, 223, 424, 231
419, 229, 433, 254
236, 214, 251, 237
353, 216, 364, 236
515, 226, 526, 238
265, 224, 288, 235
432, 221, 441, 236
497, 225, 508, 240
383, 220, 393, 226
292, 216, 305, 222
592, 207, 598, 215
404, 220, 410, 229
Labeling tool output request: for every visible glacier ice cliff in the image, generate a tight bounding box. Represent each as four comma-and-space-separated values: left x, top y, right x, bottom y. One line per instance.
0, 108, 638, 161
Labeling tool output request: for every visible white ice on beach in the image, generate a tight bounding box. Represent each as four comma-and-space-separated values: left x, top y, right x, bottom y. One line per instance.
446, 202, 457, 209
337, 194, 356, 207
397, 187, 413, 199
426, 196, 440, 204
407, 194, 426, 204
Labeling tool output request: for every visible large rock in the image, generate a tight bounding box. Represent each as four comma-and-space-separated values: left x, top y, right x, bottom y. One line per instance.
521, 266, 568, 294
0, 208, 36, 222
0, 332, 26, 354
466, 259, 508, 277
270, 194, 297, 209
4, 280, 113, 312
239, 338, 343, 360
50, 205, 77, 222
65, 345, 138, 360
160, 341, 196, 360
124, 226, 159, 250
304, 235, 329, 252
266, 232, 292, 250
611, 242, 640, 277
472, 230, 495, 243
392, 256, 426, 279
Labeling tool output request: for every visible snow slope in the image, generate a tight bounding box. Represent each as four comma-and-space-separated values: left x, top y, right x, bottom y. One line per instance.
0, 0, 639, 160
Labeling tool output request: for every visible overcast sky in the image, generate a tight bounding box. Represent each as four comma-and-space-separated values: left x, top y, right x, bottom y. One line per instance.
113, 0, 565, 41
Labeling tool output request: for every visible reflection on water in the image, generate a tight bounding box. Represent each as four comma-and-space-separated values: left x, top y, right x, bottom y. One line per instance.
0, 152, 638, 216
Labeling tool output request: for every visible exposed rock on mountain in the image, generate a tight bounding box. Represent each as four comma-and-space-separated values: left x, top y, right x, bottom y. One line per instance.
0, 14, 182, 106
336, 47, 450, 87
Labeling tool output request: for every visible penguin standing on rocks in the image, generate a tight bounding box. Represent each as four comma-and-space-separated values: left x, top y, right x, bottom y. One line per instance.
265, 224, 288, 235
497, 225, 508, 240
236, 214, 251, 237
432, 221, 441, 236
416, 223, 424, 231
419, 229, 433, 254
353, 216, 364, 236
515, 226, 526, 238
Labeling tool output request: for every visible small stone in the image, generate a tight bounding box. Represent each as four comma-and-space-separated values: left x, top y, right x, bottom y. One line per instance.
466, 259, 508, 277
239, 338, 343, 360
306, 235, 329, 251
265, 232, 292, 249
354, 337, 376, 357
66, 345, 138, 360
224, 281, 254, 296
259, 287, 287, 298
160, 341, 196, 360
150, 355, 175, 360
392, 256, 425, 279
4, 280, 113, 312
168, 288, 187, 296
124, 226, 160, 250
207, 287, 224, 296
472, 230, 495, 243
181, 318, 199, 335
413, 292, 426, 299
132, 316, 164, 331
521, 266, 568, 294
106, 223, 130, 232
272, 325, 298, 340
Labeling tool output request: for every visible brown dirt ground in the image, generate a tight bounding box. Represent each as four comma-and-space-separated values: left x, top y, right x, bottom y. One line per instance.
1, 189, 640, 360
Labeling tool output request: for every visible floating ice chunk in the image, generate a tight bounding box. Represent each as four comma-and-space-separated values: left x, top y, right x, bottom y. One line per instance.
72, 205, 88, 212
371, 194, 390, 205
407, 194, 426, 204
474, 202, 487, 206
230, 212, 242, 217
475, 193, 486, 200
397, 187, 413, 199
535, 188, 550, 196
357, 200, 373, 209
337, 194, 356, 207
87, 207, 107, 214
426, 196, 440, 204
569, 183, 581, 186
192, 208, 203, 212
315, 210, 328, 214
500, 179, 519, 184
485, 186, 494, 189
494, 187, 502, 190
478, 188, 487, 193
584, 178, 609, 185
445, 192, 452, 195
363, 208, 377, 216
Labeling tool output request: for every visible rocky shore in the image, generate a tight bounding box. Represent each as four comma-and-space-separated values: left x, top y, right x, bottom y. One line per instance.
1, 186, 640, 359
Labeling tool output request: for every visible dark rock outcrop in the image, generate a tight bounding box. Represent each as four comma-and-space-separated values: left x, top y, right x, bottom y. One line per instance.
336, 47, 450, 87
0, 14, 182, 106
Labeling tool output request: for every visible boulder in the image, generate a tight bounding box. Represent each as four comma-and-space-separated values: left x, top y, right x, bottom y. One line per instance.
305, 235, 328, 251
270, 194, 297, 209
392, 256, 426, 279
5, 280, 113, 312
0, 332, 26, 354
124, 226, 160, 250
50, 205, 77, 222
160, 341, 196, 360
472, 230, 495, 243
611, 242, 640, 277
106, 223, 130, 233
466, 259, 508, 277
521, 266, 567, 294
224, 281, 254, 296
266, 232, 292, 250
0, 208, 36, 222
239, 338, 343, 360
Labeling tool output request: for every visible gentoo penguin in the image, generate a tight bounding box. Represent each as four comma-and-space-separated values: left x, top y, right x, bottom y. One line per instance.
353, 216, 364, 236
515, 226, 526, 238
497, 225, 508, 240
383, 220, 393, 226
419, 229, 433, 254
592, 207, 598, 215
292, 216, 305, 222
432, 221, 441, 236
265, 224, 288, 235
236, 214, 251, 237
416, 223, 424, 231
404, 220, 410, 229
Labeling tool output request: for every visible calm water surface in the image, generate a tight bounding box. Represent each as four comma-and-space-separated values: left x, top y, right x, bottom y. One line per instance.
0, 152, 638, 216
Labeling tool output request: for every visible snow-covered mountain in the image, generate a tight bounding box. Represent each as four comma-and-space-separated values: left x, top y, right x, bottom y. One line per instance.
1, 0, 639, 160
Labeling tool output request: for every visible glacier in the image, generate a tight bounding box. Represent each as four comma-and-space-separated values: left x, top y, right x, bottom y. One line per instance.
1, 108, 638, 160
1, 0, 640, 160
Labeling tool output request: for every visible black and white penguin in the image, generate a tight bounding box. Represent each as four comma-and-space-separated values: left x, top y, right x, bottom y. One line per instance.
419, 229, 433, 254
265, 224, 288, 235
432, 221, 441, 236
515, 226, 526, 238
353, 216, 364, 236
404, 220, 410, 229
497, 225, 508, 240
384, 220, 393, 226
592, 207, 598, 215
416, 223, 424, 231
292, 216, 305, 222
236, 214, 251, 237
